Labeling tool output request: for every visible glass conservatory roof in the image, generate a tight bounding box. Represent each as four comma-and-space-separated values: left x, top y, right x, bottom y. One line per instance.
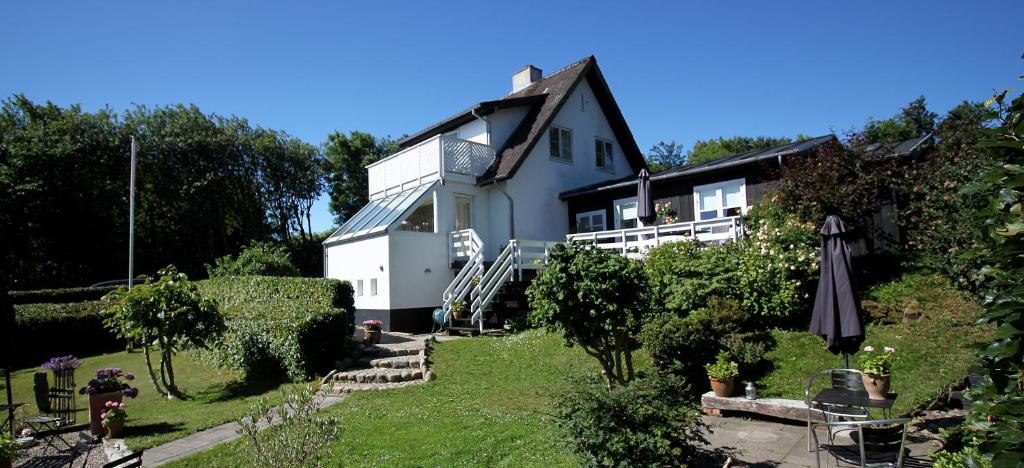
324, 182, 435, 243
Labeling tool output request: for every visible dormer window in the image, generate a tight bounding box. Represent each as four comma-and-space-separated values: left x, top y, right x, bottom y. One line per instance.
549, 126, 573, 162
595, 139, 614, 170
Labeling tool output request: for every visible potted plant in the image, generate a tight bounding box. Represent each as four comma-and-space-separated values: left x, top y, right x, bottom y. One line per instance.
705, 352, 739, 397
362, 319, 383, 345
860, 345, 896, 400
450, 300, 468, 320
0, 432, 20, 468
655, 202, 678, 224
80, 367, 139, 435
101, 401, 128, 438
42, 354, 80, 388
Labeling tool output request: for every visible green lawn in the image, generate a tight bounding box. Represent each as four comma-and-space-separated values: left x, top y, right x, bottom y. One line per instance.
169, 331, 600, 467
759, 273, 992, 415
0, 349, 297, 450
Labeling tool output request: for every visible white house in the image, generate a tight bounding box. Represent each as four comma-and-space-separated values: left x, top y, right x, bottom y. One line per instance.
323, 56, 648, 332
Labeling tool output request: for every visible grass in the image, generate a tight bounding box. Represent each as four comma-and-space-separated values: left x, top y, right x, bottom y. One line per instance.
169, 331, 602, 467
0, 349, 297, 450
759, 273, 992, 415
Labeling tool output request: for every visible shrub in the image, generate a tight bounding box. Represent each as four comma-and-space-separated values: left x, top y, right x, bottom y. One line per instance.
104, 266, 225, 399
554, 374, 707, 467
196, 276, 355, 382
206, 241, 300, 278
644, 240, 741, 314
527, 243, 649, 387
640, 297, 773, 394
237, 385, 342, 468
8, 286, 118, 305
12, 301, 122, 366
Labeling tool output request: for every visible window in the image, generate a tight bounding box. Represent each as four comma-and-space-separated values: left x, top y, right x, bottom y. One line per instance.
613, 197, 639, 229
454, 194, 472, 231
370, 278, 378, 296
549, 126, 572, 161
595, 139, 614, 170
356, 280, 364, 297
398, 196, 434, 232
694, 178, 746, 220
575, 210, 606, 233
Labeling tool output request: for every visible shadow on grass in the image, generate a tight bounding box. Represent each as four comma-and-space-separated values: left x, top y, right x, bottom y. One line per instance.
124, 421, 187, 438
199, 378, 286, 404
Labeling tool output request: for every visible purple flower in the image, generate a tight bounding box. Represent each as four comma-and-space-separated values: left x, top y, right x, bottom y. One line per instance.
125, 372, 135, 381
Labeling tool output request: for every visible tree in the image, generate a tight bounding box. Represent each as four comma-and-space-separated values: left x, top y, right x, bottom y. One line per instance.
645, 140, 685, 172
324, 131, 399, 225
104, 266, 225, 399
687, 136, 794, 165
526, 243, 649, 388
237, 385, 342, 467
206, 241, 300, 277
253, 129, 326, 242
853, 96, 938, 148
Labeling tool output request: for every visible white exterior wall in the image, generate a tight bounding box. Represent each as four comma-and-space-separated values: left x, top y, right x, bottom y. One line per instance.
325, 235, 391, 310
505, 80, 635, 241
387, 231, 450, 310
451, 118, 487, 144
488, 107, 530, 149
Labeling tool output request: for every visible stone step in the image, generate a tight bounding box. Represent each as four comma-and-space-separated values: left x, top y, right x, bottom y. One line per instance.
332, 368, 423, 384
328, 380, 425, 394
368, 355, 422, 369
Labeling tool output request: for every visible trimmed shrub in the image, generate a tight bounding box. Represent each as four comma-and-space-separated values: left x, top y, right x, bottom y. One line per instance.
554, 374, 708, 467
196, 276, 355, 382
206, 242, 300, 278
644, 240, 741, 315
8, 286, 117, 305
12, 301, 123, 366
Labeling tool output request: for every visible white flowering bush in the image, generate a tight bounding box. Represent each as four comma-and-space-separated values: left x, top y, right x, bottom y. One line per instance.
737, 199, 820, 321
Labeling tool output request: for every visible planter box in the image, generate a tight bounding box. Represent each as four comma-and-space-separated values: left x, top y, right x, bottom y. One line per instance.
88, 391, 123, 436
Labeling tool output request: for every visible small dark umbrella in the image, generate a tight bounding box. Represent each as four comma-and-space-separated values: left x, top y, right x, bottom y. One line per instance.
636, 168, 655, 224
809, 215, 865, 368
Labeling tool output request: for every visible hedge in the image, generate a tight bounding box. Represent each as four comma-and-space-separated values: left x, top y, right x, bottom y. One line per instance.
8, 286, 118, 305
195, 276, 355, 382
12, 301, 124, 366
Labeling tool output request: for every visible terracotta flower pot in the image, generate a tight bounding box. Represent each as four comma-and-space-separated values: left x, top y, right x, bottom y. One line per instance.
89, 391, 123, 436
104, 419, 125, 438
710, 377, 735, 397
862, 373, 891, 400
363, 329, 381, 345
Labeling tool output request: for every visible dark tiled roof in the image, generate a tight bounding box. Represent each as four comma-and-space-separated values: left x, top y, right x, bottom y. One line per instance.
863, 133, 933, 159
560, 134, 839, 199
396, 55, 646, 184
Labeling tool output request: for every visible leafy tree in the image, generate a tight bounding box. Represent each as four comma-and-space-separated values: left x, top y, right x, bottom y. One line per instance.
324, 131, 399, 224
206, 241, 300, 277
526, 242, 649, 388
687, 136, 794, 165
104, 266, 225, 399
253, 129, 326, 242
645, 140, 685, 172
853, 96, 938, 148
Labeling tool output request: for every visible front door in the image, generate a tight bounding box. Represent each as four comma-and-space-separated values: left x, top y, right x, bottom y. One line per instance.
454, 194, 473, 231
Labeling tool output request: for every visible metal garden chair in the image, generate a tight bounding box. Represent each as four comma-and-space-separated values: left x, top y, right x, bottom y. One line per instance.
806, 368, 871, 451
24, 372, 76, 452
812, 418, 910, 467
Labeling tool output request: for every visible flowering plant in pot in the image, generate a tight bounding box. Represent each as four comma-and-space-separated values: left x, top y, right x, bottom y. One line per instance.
80, 368, 138, 435
449, 300, 468, 320
101, 401, 128, 438
0, 432, 20, 468
362, 320, 383, 345
42, 354, 81, 388
655, 202, 678, 224
705, 352, 739, 397
860, 345, 896, 400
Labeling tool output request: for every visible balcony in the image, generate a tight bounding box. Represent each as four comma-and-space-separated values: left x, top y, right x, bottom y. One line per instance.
565, 216, 744, 255
367, 135, 496, 200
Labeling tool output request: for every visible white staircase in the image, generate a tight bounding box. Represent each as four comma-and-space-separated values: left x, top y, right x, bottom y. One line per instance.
442, 229, 557, 333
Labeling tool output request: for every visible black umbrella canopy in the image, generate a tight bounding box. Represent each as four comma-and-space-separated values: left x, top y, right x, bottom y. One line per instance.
809, 215, 865, 365
636, 169, 655, 224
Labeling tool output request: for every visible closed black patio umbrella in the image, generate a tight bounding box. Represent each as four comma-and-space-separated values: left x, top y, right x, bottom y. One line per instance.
636, 168, 655, 224
809, 215, 864, 368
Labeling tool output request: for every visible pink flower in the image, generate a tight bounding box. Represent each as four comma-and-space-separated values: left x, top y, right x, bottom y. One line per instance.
100, 412, 108, 419
105, 401, 114, 408
864, 346, 875, 352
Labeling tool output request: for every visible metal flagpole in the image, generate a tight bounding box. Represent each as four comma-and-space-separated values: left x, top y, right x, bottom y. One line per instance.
129, 136, 137, 291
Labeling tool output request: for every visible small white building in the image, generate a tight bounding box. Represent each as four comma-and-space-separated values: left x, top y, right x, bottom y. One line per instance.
323, 56, 648, 331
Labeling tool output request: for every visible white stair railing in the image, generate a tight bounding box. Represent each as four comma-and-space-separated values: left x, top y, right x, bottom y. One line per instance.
468, 239, 561, 333
442, 229, 484, 326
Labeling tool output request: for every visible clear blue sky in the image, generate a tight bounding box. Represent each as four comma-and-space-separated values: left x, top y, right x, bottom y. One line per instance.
2, 1, 1021, 233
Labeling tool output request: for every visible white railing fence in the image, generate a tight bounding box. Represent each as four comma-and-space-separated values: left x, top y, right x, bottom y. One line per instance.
442, 229, 484, 326
441, 135, 496, 177
565, 216, 744, 255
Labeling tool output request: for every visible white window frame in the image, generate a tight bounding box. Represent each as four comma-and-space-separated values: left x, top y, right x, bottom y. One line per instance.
595, 138, 614, 171
613, 197, 641, 229
370, 278, 378, 296
549, 126, 573, 162
397, 192, 436, 233
575, 209, 606, 233
356, 279, 364, 297
453, 193, 473, 231
693, 178, 747, 221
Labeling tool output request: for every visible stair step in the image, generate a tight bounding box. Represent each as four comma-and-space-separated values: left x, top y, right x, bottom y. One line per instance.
328, 380, 426, 394
368, 356, 423, 369
332, 368, 424, 384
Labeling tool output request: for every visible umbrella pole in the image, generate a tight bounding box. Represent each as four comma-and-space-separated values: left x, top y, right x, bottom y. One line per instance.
843, 353, 850, 370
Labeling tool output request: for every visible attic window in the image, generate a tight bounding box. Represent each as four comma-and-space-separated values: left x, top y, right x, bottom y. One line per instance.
549, 126, 573, 162
595, 139, 614, 170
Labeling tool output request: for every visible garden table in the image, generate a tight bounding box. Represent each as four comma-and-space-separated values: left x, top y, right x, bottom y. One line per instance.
811, 388, 897, 418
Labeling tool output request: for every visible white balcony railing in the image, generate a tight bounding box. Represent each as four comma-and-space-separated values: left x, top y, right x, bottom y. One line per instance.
367, 135, 496, 200
565, 216, 744, 255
